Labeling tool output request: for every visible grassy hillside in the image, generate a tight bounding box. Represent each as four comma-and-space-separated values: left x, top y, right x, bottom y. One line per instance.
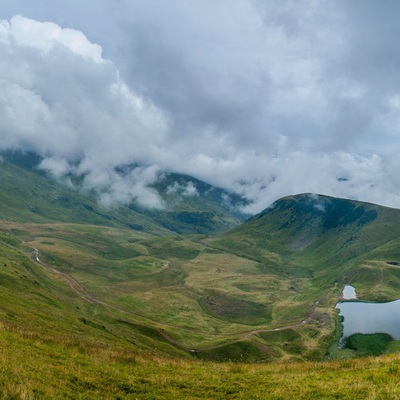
3, 159, 400, 396
3, 324, 400, 399
211, 193, 400, 301
4, 181, 400, 362
0, 155, 172, 235
201, 194, 400, 357
0, 229, 398, 397
0, 151, 248, 234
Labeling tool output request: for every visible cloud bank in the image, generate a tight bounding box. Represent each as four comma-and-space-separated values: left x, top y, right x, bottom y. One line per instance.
0, 15, 168, 208
1, 3, 400, 213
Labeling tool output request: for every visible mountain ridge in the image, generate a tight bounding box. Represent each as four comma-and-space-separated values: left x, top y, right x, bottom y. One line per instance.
211, 192, 400, 302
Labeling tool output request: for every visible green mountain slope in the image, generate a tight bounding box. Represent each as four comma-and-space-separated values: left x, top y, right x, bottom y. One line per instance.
0, 151, 248, 234
132, 172, 250, 234
0, 155, 171, 235
212, 193, 400, 300
8, 192, 399, 364
2, 214, 400, 398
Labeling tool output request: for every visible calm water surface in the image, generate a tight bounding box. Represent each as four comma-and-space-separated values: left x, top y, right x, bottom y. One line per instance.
337, 299, 400, 340
342, 285, 357, 300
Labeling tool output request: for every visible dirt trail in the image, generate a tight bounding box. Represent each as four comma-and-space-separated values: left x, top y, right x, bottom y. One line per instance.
29, 246, 326, 353
29, 247, 210, 337
31, 248, 97, 304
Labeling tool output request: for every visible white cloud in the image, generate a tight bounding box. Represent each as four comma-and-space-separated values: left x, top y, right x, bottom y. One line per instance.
2, 5, 400, 213
0, 15, 168, 208
91, 165, 165, 210
167, 181, 199, 197
1, 15, 102, 60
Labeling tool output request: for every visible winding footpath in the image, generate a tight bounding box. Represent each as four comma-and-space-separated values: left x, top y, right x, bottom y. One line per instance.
30, 246, 326, 353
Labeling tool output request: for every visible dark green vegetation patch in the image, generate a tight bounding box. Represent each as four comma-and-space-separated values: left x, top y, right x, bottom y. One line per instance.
199, 292, 271, 325
344, 333, 394, 356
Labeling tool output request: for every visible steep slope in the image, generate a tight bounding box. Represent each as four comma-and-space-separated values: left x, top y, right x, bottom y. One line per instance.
210, 193, 400, 300
133, 172, 250, 234
236, 193, 382, 254
0, 151, 248, 234
0, 155, 172, 235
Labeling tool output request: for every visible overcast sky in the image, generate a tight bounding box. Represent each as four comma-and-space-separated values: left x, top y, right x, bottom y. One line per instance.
1, 1, 400, 212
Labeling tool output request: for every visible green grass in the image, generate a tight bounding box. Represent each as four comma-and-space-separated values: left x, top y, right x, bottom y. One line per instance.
3, 219, 344, 357
3, 324, 400, 398
194, 340, 281, 362
0, 220, 338, 361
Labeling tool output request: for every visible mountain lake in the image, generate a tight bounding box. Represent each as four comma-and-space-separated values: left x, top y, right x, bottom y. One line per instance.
337, 286, 400, 341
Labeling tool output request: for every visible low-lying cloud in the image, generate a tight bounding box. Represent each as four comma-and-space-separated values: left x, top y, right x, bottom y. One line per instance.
167, 181, 199, 198
0, 15, 168, 208
1, 6, 400, 214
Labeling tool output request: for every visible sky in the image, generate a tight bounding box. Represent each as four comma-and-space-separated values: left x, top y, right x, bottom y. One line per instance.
1, 1, 400, 213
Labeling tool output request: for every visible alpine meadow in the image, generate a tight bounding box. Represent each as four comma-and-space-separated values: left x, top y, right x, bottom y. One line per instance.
1, 153, 400, 398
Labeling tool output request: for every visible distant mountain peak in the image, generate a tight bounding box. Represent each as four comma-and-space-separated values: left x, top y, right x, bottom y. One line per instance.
258, 193, 379, 231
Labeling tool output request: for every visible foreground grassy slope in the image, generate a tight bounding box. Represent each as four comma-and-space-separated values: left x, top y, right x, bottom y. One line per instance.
2, 321, 400, 399
0, 232, 395, 398
0, 232, 397, 398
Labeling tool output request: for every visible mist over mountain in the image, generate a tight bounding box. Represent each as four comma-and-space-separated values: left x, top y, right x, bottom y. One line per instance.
2, 8, 400, 212
0, 151, 249, 234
